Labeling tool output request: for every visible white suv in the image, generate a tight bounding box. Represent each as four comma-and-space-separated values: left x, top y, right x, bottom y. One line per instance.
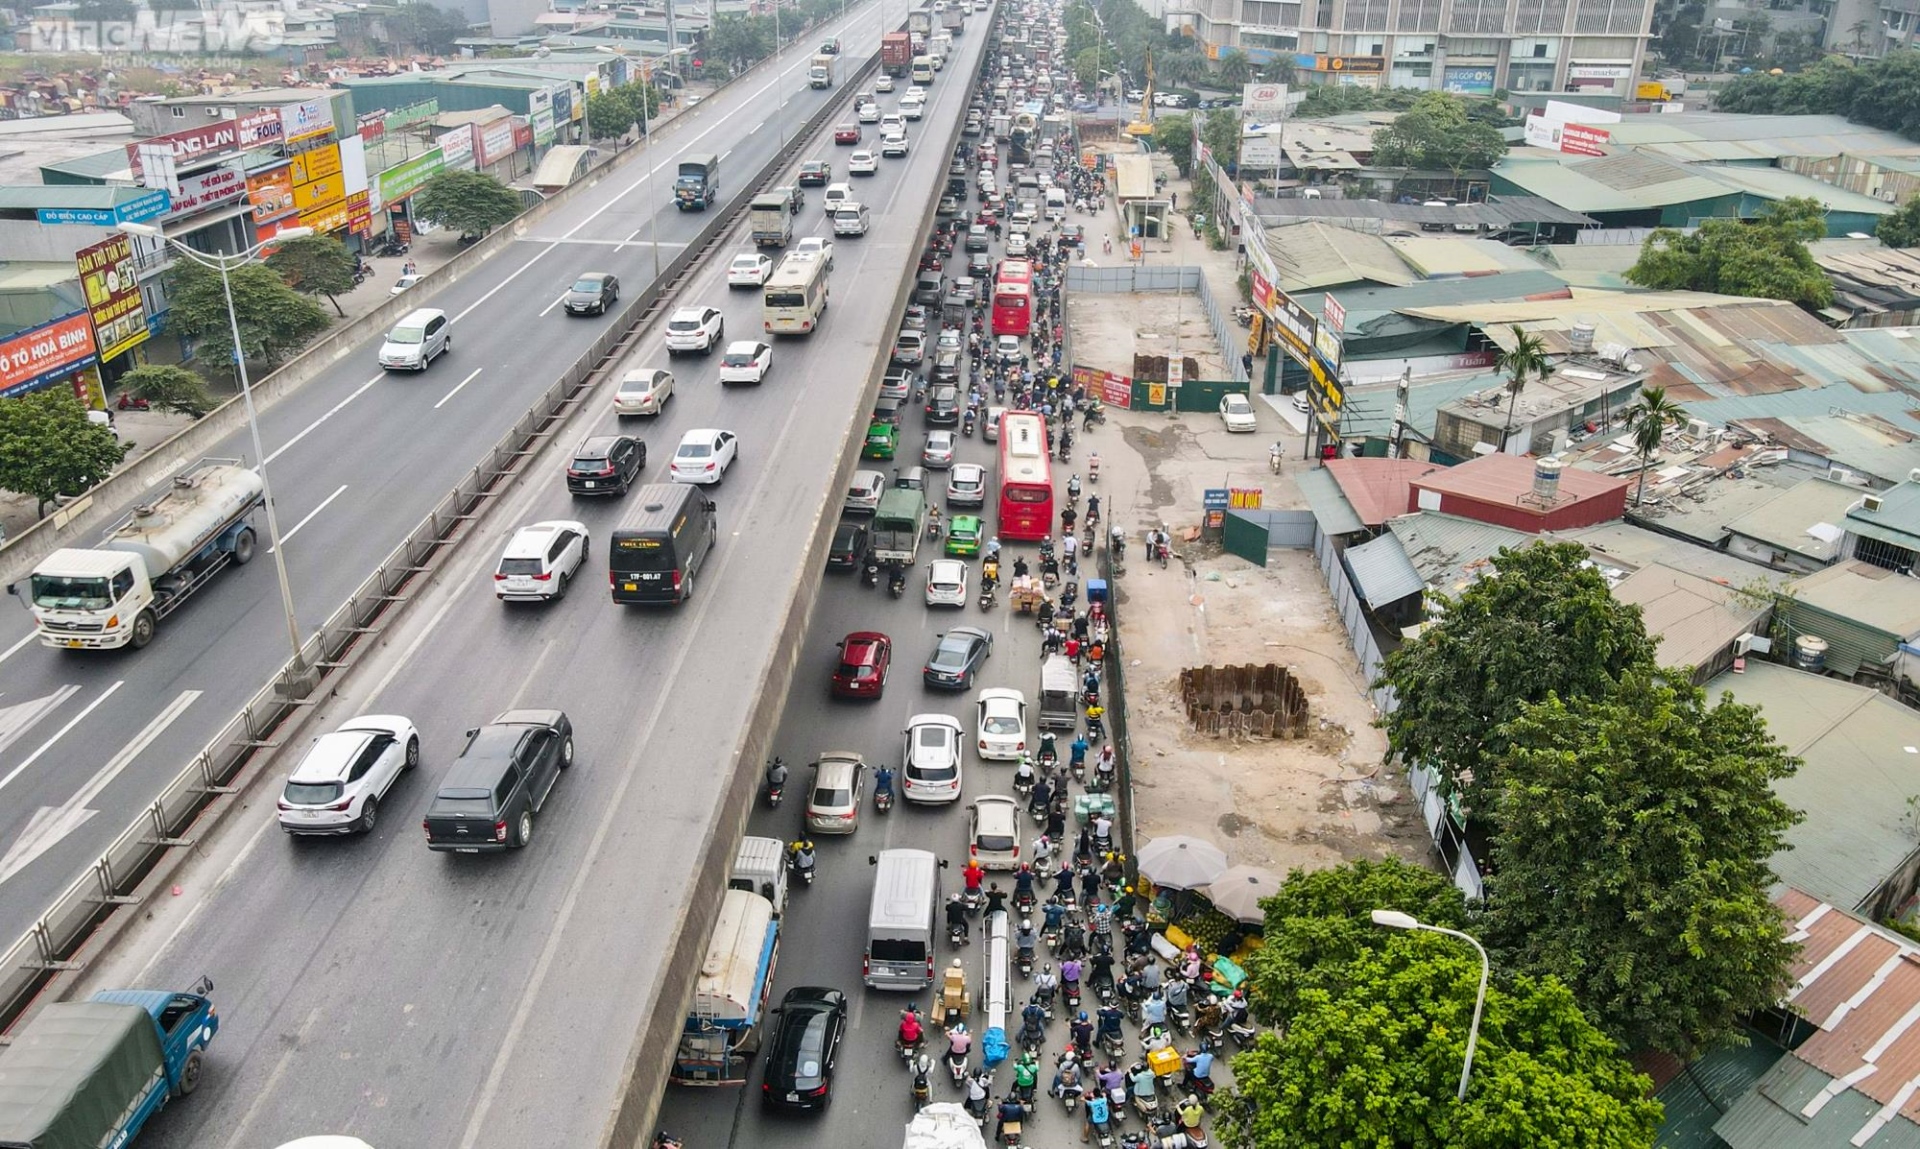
902, 713, 964, 804
664, 306, 724, 354
494, 520, 588, 601
276, 714, 420, 835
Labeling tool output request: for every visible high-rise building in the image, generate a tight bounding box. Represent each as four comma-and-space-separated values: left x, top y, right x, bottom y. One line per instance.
1180, 0, 1655, 98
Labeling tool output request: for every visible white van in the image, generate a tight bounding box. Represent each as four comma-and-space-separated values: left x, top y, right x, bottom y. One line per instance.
911, 55, 935, 84
730, 834, 788, 916
1043, 187, 1067, 221
823, 182, 853, 214
378, 307, 451, 372
865, 848, 941, 990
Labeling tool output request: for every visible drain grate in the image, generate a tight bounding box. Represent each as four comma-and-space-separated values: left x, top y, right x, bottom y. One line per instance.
1178, 664, 1310, 739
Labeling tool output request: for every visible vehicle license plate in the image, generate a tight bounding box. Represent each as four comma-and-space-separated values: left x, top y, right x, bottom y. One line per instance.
457, 848, 480, 854
585, 481, 597, 489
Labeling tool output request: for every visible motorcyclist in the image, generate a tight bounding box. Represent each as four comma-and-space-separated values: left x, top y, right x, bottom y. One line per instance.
1052, 1049, 1083, 1099
1012, 555, 1030, 579
963, 858, 986, 896
1141, 1022, 1174, 1056
1183, 1047, 1215, 1092
1194, 996, 1225, 1037
984, 882, 1009, 917
995, 1095, 1028, 1144
946, 893, 970, 939
1014, 1049, 1041, 1100
1030, 776, 1053, 814
947, 1023, 973, 1066
1020, 999, 1046, 1047
1015, 918, 1039, 963
1165, 976, 1190, 1013
1088, 945, 1116, 992
1084, 1090, 1113, 1139
1014, 864, 1037, 902
1141, 989, 1168, 1028
966, 1069, 992, 1117
1071, 1010, 1094, 1054
1070, 734, 1090, 769
1013, 754, 1038, 793
1035, 962, 1060, 1003
984, 536, 1002, 564
1061, 956, 1084, 998
764, 757, 788, 791
982, 558, 1000, 589
1087, 494, 1101, 525
1129, 1061, 1158, 1108
1085, 704, 1106, 742
898, 1005, 925, 1053
1089, 451, 1101, 479
1097, 1062, 1127, 1105
788, 839, 815, 875
874, 763, 895, 799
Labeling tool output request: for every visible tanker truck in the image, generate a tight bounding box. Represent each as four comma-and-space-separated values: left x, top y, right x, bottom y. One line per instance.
17, 457, 265, 651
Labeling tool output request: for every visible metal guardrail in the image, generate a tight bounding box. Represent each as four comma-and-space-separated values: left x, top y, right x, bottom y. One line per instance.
0, 33, 888, 1035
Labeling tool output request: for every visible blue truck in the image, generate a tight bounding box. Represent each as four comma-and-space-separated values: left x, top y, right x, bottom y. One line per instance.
0, 980, 219, 1149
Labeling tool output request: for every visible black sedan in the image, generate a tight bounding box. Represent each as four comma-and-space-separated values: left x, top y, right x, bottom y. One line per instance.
827, 522, 869, 571
923, 626, 992, 689
762, 986, 848, 1112
563, 272, 619, 316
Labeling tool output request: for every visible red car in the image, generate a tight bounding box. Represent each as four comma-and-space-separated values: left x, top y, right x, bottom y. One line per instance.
834, 123, 861, 145
832, 631, 891, 698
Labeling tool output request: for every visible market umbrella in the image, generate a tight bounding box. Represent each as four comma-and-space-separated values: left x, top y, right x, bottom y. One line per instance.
1206, 865, 1282, 924
1135, 835, 1230, 891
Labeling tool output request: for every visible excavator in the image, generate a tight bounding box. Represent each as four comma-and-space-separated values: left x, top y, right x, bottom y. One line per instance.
1124, 47, 1155, 137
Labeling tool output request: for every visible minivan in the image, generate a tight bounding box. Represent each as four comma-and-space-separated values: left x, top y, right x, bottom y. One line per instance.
865, 848, 941, 989
609, 484, 718, 604
378, 308, 451, 371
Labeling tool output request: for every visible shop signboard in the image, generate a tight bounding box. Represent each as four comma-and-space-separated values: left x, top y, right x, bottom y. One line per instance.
1442, 66, 1494, 95
474, 116, 515, 168
125, 107, 279, 181
37, 188, 169, 226
439, 124, 476, 171
1269, 292, 1317, 369
74, 236, 148, 361
1241, 82, 1287, 119
246, 166, 296, 222
373, 147, 445, 205
0, 312, 98, 398
161, 158, 247, 220
279, 96, 335, 144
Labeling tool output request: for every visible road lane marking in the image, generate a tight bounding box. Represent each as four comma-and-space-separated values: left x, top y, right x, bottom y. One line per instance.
270, 485, 347, 553
0, 631, 38, 668
214, 1006, 324, 1149
0, 681, 123, 795
538, 291, 570, 318
0, 689, 201, 884
433, 367, 485, 410
0, 685, 81, 764
263, 374, 385, 467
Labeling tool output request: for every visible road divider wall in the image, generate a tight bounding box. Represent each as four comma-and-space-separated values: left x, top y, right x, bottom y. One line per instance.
0, 32, 889, 1036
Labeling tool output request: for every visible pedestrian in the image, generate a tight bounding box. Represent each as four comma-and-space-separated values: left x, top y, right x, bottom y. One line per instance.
1242, 351, 1254, 377
1102, 235, 1112, 256
1170, 190, 1178, 210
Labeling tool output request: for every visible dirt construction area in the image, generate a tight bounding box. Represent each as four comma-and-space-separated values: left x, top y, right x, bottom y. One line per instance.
1071, 289, 1429, 877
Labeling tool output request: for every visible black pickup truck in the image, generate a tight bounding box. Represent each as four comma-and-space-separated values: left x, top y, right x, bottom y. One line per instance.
423, 710, 574, 852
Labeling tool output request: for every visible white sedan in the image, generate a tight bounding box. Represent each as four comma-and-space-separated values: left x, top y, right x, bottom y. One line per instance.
727, 252, 773, 287
1220, 393, 1258, 433
276, 714, 421, 835
849, 150, 879, 175
926, 558, 968, 607
902, 713, 965, 805
612, 367, 673, 416
794, 235, 835, 270
669, 427, 739, 484
875, 74, 895, 92
975, 687, 1028, 761
718, 340, 773, 385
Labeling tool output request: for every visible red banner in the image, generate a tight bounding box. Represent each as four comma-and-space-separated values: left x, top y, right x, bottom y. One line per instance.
1072, 365, 1132, 409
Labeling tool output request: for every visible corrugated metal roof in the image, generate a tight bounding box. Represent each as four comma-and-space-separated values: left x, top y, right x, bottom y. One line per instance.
1710, 662, 1920, 911
1701, 164, 1897, 216
1604, 112, 1920, 159
1790, 560, 1920, 638
1321, 458, 1445, 526
1384, 511, 1536, 594
1398, 292, 1801, 354
1252, 194, 1593, 226
1332, 269, 1576, 327
0, 184, 149, 210
1382, 235, 1540, 277
1344, 533, 1426, 607
1655, 1040, 1783, 1149
1293, 466, 1366, 535
1610, 562, 1768, 672
1848, 480, 1920, 541
1493, 152, 1735, 213
1262, 222, 1417, 294
1721, 476, 1861, 561
1713, 1055, 1920, 1149
1337, 370, 1503, 439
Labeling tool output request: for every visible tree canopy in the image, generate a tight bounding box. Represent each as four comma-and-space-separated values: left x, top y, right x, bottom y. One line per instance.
265, 234, 359, 317
1485, 668, 1802, 1057
410, 168, 524, 238
1878, 196, 1920, 248
1371, 91, 1509, 174
164, 260, 332, 370
122, 364, 218, 418
1373, 541, 1659, 816
0, 390, 129, 516
1154, 113, 1194, 174
1712, 51, 1920, 142
1625, 196, 1834, 308
1224, 862, 1662, 1149
388, 2, 471, 54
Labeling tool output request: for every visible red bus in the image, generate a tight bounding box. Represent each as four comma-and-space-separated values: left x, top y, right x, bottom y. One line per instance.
992, 260, 1034, 337
997, 410, 1055, 541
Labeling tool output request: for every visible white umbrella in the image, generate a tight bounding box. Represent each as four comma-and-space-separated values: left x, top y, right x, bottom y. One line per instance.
1135, 835, 1229, 891
1206, 865, 1282, 924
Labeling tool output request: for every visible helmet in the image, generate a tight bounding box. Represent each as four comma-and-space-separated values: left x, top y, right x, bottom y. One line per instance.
1044, 964, 1053, 973
1022, 918, 1034, 932
1079, 1011, 1089, 1022
952, 958, 965, 969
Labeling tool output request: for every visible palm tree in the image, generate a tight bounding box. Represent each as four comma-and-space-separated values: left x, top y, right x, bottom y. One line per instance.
1624, 385, 1685, 506
1494, 325, 1551, 451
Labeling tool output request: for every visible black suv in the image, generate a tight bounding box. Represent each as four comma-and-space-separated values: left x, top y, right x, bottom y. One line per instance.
827, 521, 869, 571
422, 710, 574, 852
761, 986, 848, 1112
925, 385, 960, 426
564, 272, 619, 316
567, 434, 646, 496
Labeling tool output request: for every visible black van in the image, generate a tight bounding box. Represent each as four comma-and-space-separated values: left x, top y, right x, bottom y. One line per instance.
610, 484, 718, 604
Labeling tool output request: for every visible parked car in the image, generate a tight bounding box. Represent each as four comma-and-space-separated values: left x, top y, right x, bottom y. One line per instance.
277, 714, 420, 835
422, 710, 574, 852
493, 520, 589, 602
1219, 393, 1258, 433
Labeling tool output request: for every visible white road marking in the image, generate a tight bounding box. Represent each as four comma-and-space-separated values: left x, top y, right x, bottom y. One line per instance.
433, 367, 485, 410
0, 689, 201, 884
0, 681, 123, 795
270, 485, 347, 553
0, 685, 81, 762
539, 291, 570, 318
0, 631, 39, 668
213, 1006, 324, 1149
262, 374, 385, 467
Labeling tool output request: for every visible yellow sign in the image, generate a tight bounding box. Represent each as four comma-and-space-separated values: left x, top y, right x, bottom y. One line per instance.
288, 143, 342, 185
1309, 354, 1345, 412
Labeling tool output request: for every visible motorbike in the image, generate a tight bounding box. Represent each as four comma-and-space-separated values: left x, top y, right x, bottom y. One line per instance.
876, 786, 893, 814
946, 1049, 970, 1088
979, 584, 997, 611
789, 852, 815, 887
763, 756, 786, 808
1226, 1016, 1259, 1050
862, 557, 881, 588
1015, 886, 1036, 915
963, 888, 986, 916
1017, 948, 1035, 980
1101, 1028, 1126, 1062
928, 515, 944, 540
888, 564, 909, 598
116, 392, 151, 411
1170, 1001, 1193, 1036
964, 411, 977, 436
1090, 760, 1114, 794
910, 1053, 934, 1107
1154, 537, 1171, 569
950, 919, 970, 948
1018, 1017, 1044, 1051
1089, 458, 1101, 484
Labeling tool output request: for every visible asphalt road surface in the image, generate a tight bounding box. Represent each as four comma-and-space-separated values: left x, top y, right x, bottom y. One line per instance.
103, 21, 1002, 1149
0, 2, 903, 944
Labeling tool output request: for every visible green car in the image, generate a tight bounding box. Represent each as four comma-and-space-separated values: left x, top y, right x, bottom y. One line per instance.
945, 514, 983, 556
863, 420, 898, 460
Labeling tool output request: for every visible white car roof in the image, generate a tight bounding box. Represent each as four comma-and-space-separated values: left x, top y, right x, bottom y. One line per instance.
979, 686, 1025, 705
908, 712, 965, 731
505, 520, 586, 557
680, 428, 728, 444
724, 340, 763, 355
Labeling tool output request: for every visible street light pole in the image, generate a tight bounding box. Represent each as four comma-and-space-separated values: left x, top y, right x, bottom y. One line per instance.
119, 221, 312, 674
1371, 910, 1490, 1102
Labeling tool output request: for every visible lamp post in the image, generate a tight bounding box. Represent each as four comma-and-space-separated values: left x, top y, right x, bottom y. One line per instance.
1371, 909, 1489, 1102
119, 221, 312, 673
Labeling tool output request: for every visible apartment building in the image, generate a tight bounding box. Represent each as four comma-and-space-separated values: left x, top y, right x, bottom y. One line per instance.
1185, 0, 1655, 97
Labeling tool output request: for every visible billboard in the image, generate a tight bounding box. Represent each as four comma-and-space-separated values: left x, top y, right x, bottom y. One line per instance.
474, 116, 515, 168
290, 141, 346, 215
372, 148, 445, 208
37, 188, 170, 227
1241, 82, 1288, 120
126, 107, 279, 181
246, 166, 297, 222
74, 236, 148, 361
161, 158, 247, 220
1442, 66, 1494, 95
1524, 113, 1611, 156
279, 96, 335, 144
438, 124, 476, 171
0, 312, 98, 398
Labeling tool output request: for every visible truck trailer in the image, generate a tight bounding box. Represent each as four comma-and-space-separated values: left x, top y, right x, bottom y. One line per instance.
881, 32, 913, 76
19, 458, 264, 651
750, 193, 794, 246
675, 153, 720, 210
672, 888, 779, 1085
0, 982, 219, 1149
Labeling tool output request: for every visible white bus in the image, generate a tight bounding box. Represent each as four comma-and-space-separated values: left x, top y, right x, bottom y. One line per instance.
763, 251, 831, 335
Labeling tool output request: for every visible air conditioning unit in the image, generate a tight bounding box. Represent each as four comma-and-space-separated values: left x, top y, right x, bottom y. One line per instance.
1865, 493, 1885, 513
1686, 418, 1711, 439
1830, 466, 1855, 484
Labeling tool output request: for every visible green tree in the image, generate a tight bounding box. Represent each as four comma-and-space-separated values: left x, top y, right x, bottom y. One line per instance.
1494, 325, 1551, 451
1223, 946, 1662, 1149
585, 88, 638, 142
1201, 107, 1240, 168
164, 261, 332, 370
704, 13, 776, 71
121, 364, 217, 418
0, 390, 130, 516
1486, 668, 1803, 1056
1242, 858, 1470, 1024
1072, 45, 1104, 89
1372, 541, 1659, 816
1623, 385, 1686, 506
1625, 196, 1835, 307
389, 1, 470, 53
410, 168, 524, 238
1371, 91, 1508, 175
1878, 196, 1920, 247
1154, 113, 1194, 174
1215, 49, 1254, 89
265, 234, 359, 318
